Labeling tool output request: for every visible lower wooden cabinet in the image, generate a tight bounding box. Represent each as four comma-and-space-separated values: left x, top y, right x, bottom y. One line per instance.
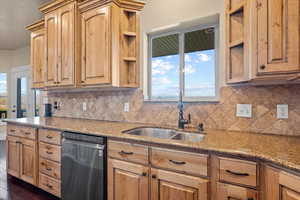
282, 187, 300, 200
151, 168, 208, 200
6, 136, 20, 177
217, 182, 258, 200
19, 138, 37, 185
263, 165, 300, 200
108, 159, 149, 200
6, 136, 37, 185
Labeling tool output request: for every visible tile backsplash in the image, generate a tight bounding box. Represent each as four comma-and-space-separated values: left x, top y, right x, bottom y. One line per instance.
47, 85, 300, 136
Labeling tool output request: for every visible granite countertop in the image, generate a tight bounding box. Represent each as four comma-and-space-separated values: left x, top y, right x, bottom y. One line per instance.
4, 117, 300, 172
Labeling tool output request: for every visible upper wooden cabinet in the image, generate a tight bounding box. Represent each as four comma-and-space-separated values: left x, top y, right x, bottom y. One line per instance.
226, 0, 300, 84
27, 0, 145, 90
43, 1, 76, 88
78, 0, 144, 87
80, 6, 111, 85
26, 20, 45, 89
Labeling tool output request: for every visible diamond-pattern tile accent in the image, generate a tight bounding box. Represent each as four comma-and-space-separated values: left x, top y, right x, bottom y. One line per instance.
46, 85, 300, 136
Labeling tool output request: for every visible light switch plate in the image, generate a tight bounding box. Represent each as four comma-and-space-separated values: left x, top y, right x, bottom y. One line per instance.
236, 104, 252, 118
82, 102, 87, 111
277, 104, 288, 119
124, 102, 130, 112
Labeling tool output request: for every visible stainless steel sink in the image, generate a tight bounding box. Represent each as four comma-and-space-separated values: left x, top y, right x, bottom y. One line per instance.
123, 127, 205, 142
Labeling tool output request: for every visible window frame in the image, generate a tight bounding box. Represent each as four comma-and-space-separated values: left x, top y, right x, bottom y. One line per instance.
145, 17, 220, 102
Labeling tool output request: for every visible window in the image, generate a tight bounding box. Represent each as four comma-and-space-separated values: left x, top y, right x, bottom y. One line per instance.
147, 20, 219, 102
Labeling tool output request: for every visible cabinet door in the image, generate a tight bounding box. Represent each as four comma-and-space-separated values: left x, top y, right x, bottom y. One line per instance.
81, 6, 111, 85
57, 3, 75, 86
282, 188, 300, 200
217, 183, 258, 200
257, 0, 300, 74
108, 159, 149, 200
6, 136, 20, 177
45, 11, 59, 87
151, 168, 208, 200
31, 28, 45, 88
19, 139, 37, 185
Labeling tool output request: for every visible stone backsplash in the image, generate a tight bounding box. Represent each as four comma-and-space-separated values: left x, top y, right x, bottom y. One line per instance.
47, 85, 300, 136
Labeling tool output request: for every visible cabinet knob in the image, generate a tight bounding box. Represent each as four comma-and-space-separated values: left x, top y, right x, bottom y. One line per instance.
152, 175, 157, 179
142, 172, 147, 176
260, 65, 266, 70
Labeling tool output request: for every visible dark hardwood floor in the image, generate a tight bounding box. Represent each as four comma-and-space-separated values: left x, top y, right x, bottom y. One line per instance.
0, 140, 59, 200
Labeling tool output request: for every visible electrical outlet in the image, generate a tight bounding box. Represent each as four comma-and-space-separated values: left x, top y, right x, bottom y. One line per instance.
236, 104, 252, 118
82, 102, 87, 111
277, 104, 288, 119
124, 102, 130, 112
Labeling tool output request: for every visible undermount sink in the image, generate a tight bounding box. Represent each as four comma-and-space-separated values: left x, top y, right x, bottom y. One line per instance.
122, 127, 205, 142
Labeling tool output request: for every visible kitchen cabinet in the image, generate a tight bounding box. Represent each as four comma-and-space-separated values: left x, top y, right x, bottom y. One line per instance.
6, 128, 38, 186
26, 20, 45, 89
108, 159, 149, 200
217, 182, 258, 200
282, 188, 300, 200
80, 6, 111, 85
19, 138, 38, 185
78, 0, 144, 87
27, 0, 145, 90
151, 168, 208, 200
226, 0, 300, 84
108, 140, 208, 200
6, 136, 20, 177
44, 2, 75, 88
263, 165, 300, 200
38, 129, 62, 197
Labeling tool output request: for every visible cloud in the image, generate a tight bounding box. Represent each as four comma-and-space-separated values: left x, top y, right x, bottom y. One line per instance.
185, 55, 192, 62
184, 64, 196, 74
197, 53, 211, 62
152, 59, 176, 75
152, 77, 172, 85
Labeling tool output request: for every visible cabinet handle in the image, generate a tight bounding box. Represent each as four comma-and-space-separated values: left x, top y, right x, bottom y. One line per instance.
46, 135, 53, 139
169, 160, 186, 165
118, 151, 134, 155
10, 129, 16, 133
225, 170, 249, 177
260, 65, 266, 70
24, 132, 31, 135
46, 184, 53, 189
46, 151, 53, 155
46, 167, 52, 171
151, 175, 157, 179
227, 197, 254, 200
142, 172, 147, 176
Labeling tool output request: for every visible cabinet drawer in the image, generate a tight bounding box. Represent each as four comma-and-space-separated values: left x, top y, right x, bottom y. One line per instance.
39, 173, 61, 197
39, 142, 61, 163
39, 158, 61, 180
7, 125, 36, 140
217, 182, 258, 200
108, 140, 149, 164
39, 129, 61, 145
151, 147, 208, 177
219, 157, 257, 187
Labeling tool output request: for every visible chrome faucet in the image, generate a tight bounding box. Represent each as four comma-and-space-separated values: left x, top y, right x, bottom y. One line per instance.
178, 91, 191, 129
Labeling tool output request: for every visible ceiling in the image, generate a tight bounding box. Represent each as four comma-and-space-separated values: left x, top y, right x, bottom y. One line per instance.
0, 0, 50, 50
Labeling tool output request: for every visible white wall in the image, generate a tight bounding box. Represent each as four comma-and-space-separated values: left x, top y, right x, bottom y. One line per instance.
140, 0, 225, 90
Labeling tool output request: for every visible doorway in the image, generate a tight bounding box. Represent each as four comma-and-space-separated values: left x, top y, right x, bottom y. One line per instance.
10, 66, 35, 119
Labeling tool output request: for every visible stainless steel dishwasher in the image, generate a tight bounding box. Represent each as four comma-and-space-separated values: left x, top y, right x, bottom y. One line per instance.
62, 132, 106, 200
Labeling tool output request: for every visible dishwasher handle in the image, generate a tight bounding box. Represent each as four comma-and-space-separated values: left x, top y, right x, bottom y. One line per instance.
62, 137, 106, 151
